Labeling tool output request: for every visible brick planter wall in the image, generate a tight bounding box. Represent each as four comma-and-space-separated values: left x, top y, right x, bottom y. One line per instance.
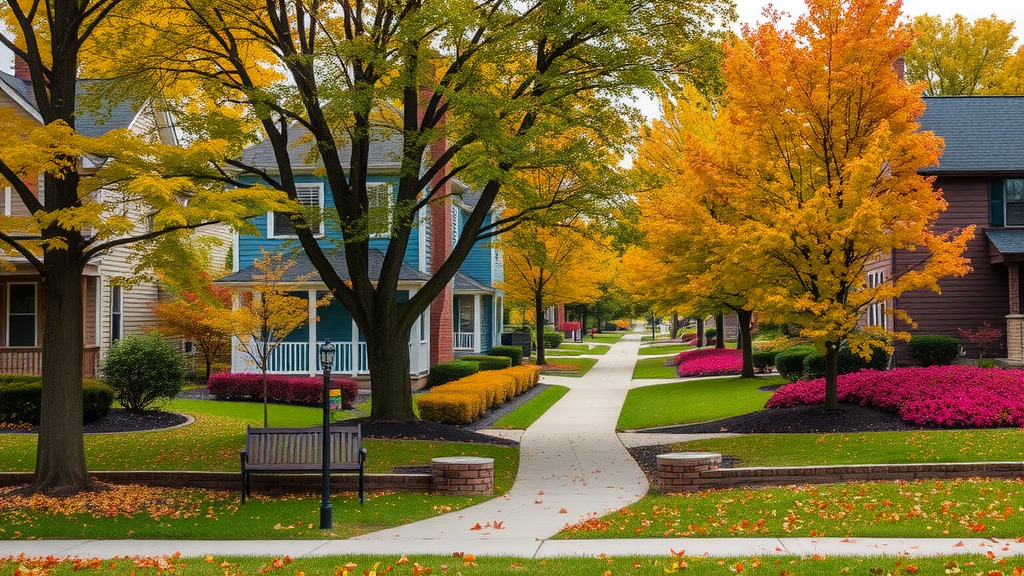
431, 456, 494, 495
656, 452, 1024, 494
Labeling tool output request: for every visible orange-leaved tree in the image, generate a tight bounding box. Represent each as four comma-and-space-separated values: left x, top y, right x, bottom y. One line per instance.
152, 271, 233, 379
695, 0, 974, 409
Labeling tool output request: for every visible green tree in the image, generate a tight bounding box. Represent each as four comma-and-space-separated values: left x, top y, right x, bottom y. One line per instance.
905, 13, 1019, 95
100, 0, 734, 420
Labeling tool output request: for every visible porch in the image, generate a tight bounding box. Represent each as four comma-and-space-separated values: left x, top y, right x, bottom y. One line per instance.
0, 346, 101, 378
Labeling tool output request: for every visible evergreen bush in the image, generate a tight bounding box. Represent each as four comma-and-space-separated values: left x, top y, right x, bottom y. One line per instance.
774, 345, 816, 382
704, 327, 717, 339
750, 350, 778, 373
907, 334, 961, 366
489, 345, 524, 366
0, 379, 113, 424
542, 331, 563, 348
101, 333, 186, 412
460, 355, 512, 371
428, 360, 480, 387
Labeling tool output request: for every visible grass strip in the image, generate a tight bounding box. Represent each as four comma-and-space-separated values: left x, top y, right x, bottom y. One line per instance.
637, 344, 691, 356
589, 332, 627, 344
631, 356, 679, 379
557, 343, 611, 355
617, 376, 781, 430
555, 478, 1024, 540
673, 428, 1024, 466
541, 357, 598, 378
2, 553, 1021, 576
492, 386, 570, 429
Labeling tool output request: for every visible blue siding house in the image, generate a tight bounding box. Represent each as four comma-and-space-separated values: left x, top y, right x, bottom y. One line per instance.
217, 126, 504, 385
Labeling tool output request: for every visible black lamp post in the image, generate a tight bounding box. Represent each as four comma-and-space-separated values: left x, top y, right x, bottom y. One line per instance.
319, 339, 335, 530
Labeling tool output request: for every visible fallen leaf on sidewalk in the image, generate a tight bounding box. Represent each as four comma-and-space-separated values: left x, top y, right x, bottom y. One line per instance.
535, 499, 543, 504
559, 508, 568, 514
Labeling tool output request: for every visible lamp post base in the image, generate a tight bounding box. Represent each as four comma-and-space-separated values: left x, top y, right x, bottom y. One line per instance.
320, 504, 333, 530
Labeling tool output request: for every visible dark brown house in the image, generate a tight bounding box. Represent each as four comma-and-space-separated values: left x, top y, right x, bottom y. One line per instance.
885, 96, 1024, 363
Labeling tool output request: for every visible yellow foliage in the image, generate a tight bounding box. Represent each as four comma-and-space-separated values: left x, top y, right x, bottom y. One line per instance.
416, 393, 485, 426
419, 366, 540, 424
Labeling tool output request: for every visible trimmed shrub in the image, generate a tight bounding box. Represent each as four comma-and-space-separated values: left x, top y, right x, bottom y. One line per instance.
704, 328, 717, 339
506, 365, 542, 394
101, 333, 185, 412
542, 331, 564, 349
751, 350, 778, 373
803, 342, 893, 379
460, 355, 512, 371
907, 334, 961, 366
774, 345, 816, 382
0, 378, 113, 424
489, 345, 524, 366
206, 373, 359, 408
417, 392, 485, 425
428, 360, 480, 387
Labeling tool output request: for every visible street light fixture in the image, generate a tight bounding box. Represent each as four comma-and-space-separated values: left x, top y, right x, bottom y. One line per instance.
319, 339, 336, 530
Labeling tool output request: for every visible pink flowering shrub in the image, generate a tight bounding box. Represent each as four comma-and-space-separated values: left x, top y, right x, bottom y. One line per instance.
674, 348, 743, 377
766, 366, 1024, 428
208, 372, 359, 408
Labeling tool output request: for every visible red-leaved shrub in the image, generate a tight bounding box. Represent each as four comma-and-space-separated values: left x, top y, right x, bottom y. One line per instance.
767, 366, 1024, 428
561, 321, 581, 333
674, 348, 743, 377
207, 372, 359, 408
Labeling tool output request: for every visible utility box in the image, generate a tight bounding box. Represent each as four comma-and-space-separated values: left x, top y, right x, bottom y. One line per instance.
501, 332, 532, 360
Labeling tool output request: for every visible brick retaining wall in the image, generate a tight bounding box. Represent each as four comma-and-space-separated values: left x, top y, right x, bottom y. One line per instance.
431, 457, 494, 495
657, 452, 1024, 494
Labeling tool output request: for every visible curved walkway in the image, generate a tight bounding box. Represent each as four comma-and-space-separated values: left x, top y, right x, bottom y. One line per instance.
354, 333, 650, 541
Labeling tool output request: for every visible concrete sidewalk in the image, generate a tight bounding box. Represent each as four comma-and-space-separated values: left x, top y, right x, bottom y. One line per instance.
3, 537, 1023, 559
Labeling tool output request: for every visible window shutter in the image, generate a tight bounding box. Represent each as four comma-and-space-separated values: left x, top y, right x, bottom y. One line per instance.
991, 179, 1005, 227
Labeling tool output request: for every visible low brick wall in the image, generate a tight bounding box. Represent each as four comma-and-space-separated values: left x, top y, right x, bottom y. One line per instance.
431, 457, 494, 495
657, 452, 1024, 494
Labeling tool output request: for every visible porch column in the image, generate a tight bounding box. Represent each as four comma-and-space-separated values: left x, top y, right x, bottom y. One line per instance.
351, 319, 360, 377
308, 289, 317, 377
408, 287, 420, 374
473, 295, 482, 353
1008, 265, 1024, 362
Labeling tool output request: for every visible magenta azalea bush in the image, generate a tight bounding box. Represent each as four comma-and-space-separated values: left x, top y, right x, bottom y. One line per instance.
767, 366, 1024, 428
208, 372, 359, 408
674, 348, 743, 377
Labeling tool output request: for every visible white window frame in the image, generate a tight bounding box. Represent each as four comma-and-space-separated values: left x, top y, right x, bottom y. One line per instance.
111, 285, 124, 342
866, 270, 887, 330
6, 282, 37, 347
267, 183, 325, 239
368, 183, 394, 239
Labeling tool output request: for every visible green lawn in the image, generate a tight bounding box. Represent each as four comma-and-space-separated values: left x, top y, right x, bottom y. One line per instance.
588, 332, 626, 344
540, 357, 597, 377
543, 349, 583, 357
637, 344, 691, 356
631, 356, 679, 379
639, 333, 674, 341
557, 343, 611, 355
617, 376, 782, 430
493, 385, 570, 429
556, 478, 1024, 539
672, 428, 1024, 466
3, 554, 1019, 576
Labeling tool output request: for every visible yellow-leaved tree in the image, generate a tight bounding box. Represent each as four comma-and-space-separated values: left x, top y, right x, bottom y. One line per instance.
693, 0, 975, 409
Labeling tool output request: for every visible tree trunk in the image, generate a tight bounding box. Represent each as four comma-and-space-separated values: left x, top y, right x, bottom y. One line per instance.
262, 367, 269, 427
534, 292, 547, 366
696, 317, 704, 347
367, 322, 416, 421
650, 310, 656, 341
824, 341, 839, 411
670, 312, 680, 339
738, 309, 755, 379
715, 313, 725, 349
31, 251, 92, 495
581, 308, 588, 340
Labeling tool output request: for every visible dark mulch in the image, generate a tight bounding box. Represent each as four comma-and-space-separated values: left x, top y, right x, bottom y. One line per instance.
1, 409, 189, 435
627, 444, 741, 483
352, 419, 518, 447
646, 403, 936, 435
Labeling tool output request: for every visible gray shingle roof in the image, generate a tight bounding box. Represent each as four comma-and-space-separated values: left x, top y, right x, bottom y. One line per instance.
985, 228, 1024, 255
216, 248, 430, 284
453, 271, 494, 293
236, 124, 404, 171
0, 72, 140, 136
919, 96, 1024, 174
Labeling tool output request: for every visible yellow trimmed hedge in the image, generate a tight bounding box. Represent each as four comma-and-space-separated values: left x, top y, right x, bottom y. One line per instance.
417, 364, 543, 425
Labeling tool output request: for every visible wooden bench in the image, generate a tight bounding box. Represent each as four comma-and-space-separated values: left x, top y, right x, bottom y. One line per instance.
240, 425, 367, 505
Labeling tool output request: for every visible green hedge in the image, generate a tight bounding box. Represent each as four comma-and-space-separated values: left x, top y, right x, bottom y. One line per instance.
907, 334, 961, 366
460, 355, 513, 371
774, 345, 816, 382
489, 345, 524, 366
705, 328, 717, 339
428, 360, 480, 388
751, 350, 778, 373
542, 331, 563, 349
0, 378, 114, 424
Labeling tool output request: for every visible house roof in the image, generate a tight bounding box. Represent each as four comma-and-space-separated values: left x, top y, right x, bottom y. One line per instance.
236, 124, 405, 171
0, 72, 141, 137
985, 228, 1024, 264
453, 271, 494, 293
919, 96, 1024, 174
217, 248, 431, 285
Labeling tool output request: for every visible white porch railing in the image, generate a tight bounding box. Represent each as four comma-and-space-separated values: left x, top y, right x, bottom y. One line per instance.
454, 332, 475, 351
261, 340, 369, 375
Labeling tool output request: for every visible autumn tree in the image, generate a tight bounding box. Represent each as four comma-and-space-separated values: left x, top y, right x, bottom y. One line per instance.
0, 0, 282, 494
96, 0, 734, 421
697, 0, 974, 409
152, 272, 232, 378
500, 218, 615, 365
905, 13, 1021, 95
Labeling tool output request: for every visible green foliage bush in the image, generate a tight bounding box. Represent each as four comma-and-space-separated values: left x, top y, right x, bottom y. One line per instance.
704, 328, 717, 339
101, 333, 186, 412
488, 345, 523, 366
460, 355, 512, 371
801, 341, 893, 380
542, 331, 563, 349
0, 378, 113, 424
751, 350, 778, 373
907, 334, 961, 367
428, 360, 480, 388
774, 345, 816, 382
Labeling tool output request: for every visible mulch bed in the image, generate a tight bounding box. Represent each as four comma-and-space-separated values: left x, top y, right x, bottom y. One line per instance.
353, 419, 518, 447
646, 403, 937, 435
0, 409, 189, 435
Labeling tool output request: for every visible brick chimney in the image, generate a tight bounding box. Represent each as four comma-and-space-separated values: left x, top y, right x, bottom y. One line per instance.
893, 56, 906, 82
421, 87, 455, 365
13, 55, 32, 83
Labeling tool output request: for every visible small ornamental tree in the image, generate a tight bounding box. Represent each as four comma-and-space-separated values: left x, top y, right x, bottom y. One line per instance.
957, 322, 1005, 360
102, 333, 186, 412
223, 251, 331, 426
152, 272, 233, 378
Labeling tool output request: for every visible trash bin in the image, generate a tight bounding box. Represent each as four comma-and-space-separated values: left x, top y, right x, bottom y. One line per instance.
501, 332, 532, 360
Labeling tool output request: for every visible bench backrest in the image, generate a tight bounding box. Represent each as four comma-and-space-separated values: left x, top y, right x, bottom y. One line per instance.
245, 425, 362, 466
